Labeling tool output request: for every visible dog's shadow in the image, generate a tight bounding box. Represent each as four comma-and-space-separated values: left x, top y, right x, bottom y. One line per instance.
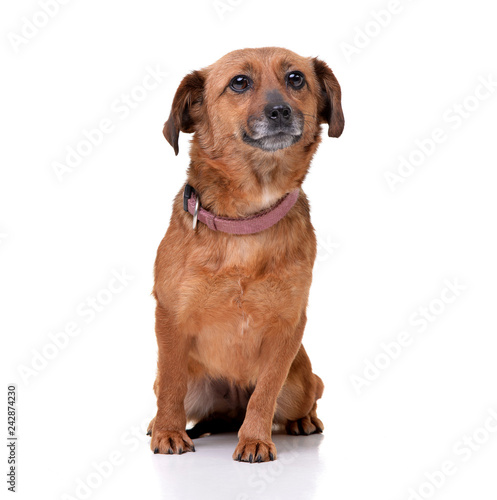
152, 431, 325, 500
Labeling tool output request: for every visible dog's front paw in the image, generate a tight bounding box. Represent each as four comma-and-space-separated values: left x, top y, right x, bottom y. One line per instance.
233, 438, 276, 463
146, 417, 155, 436
150, 428, 195, 455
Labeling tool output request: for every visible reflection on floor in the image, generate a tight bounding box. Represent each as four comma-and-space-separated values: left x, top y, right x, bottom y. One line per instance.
151, 432, 326, 500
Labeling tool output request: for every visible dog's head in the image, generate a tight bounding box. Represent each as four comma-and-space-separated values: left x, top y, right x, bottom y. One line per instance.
163, 47, 344, 158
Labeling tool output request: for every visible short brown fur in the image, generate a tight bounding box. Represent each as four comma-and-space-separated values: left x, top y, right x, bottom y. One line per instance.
149, 47, 343, 462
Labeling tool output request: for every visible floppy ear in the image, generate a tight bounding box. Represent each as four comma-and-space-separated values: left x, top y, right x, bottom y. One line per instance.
163, 70, 205, 155
312, 58, 344, 138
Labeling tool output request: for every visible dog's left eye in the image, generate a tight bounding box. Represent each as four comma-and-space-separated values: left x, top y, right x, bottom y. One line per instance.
230, 75, 252, 92
287, 71, 305, 90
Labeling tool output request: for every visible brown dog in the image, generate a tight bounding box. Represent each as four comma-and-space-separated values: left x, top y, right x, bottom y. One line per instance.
148, 47, 344, 463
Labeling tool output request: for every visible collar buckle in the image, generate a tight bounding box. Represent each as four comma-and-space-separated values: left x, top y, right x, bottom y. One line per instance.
192, 195, 200, 230
183, 184, 194, 212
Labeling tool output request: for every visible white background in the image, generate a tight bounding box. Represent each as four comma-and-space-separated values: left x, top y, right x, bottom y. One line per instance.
2, 0, 497, 499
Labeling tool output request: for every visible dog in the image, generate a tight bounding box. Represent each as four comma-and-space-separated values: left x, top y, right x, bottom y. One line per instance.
148, 47, 344, 463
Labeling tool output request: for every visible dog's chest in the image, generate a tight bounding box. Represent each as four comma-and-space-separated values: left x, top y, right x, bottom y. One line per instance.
171, 225, 312, 380
187, 274, 265, 380
185, 259, 308, 379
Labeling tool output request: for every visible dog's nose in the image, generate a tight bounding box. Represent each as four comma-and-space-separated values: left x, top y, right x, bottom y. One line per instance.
265, 103, 292, 122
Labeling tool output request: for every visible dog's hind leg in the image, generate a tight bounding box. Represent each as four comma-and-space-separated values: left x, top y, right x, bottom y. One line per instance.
274, 345, 324, 435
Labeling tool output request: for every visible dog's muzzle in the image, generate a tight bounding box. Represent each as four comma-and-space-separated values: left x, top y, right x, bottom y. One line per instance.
243, 101, 304, 152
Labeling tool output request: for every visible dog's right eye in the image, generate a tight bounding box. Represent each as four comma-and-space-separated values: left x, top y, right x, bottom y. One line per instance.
229, 75, 252, 93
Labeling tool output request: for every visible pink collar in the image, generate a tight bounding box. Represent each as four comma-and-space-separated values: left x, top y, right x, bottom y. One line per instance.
183, 184, 300, 235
